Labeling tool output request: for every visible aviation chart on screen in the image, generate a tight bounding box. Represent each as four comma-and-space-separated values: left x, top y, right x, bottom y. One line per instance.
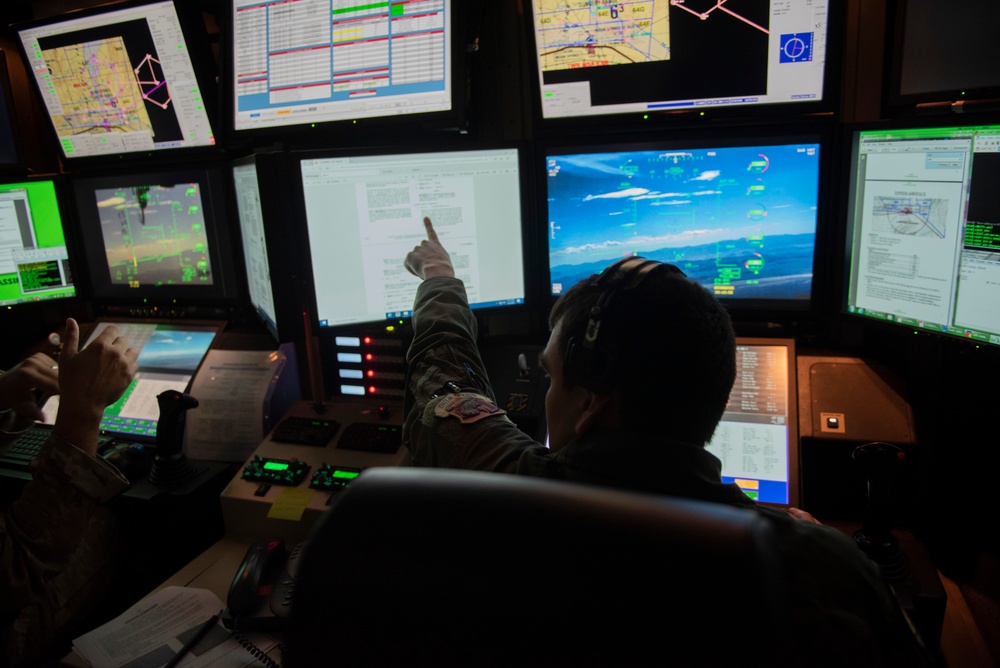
232, 0, 452, 130
17, 0, 215, 158
95, 183, 214, 288
536, 0, 672, 71
846, 125, 1000, 344
531, 0, 829, 118
546, 141, 820, 300
302, 148, 524, 327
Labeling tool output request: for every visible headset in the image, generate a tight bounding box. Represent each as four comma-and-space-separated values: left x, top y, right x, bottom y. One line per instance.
563, 256, 686, 394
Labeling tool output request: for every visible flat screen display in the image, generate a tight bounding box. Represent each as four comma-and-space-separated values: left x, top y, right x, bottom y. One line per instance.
16, 0, 216, 160
0, 179, 75, 308
844, 123, 1000, 347
70, 166, 238, 306
231, 0, 452, 132
300, 146, 525, 327
529, 0, 831, 119
706, 337, 799, 507
545, 137, 821, 305
232, 156, 279, 338
40, 320, 221, 440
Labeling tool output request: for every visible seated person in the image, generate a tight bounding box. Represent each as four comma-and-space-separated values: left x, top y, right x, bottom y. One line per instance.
402, 217, 927, 665
0, 319, 138, 667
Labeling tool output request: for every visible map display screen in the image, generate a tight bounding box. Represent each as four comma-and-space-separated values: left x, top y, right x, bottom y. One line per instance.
545, 137, 821, 304
16, 0, 216, 160
529, 0, 830, 119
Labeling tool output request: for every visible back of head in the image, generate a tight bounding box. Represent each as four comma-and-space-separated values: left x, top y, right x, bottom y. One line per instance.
550, 258, 736, 445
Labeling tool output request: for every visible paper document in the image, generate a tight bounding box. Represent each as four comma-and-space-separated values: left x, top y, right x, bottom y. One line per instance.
185, 350, 287, 462
72, 586, 279, 667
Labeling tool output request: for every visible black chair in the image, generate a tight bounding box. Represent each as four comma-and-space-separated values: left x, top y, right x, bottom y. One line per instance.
285, 468, 794, 667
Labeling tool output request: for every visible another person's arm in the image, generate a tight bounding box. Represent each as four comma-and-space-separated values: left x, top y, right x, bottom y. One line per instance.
403, 218, 545, 471
1, 319, 137, 614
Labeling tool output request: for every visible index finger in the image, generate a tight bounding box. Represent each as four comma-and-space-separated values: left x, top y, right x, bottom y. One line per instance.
61, 318, 80, 361
423, 216, 439, 244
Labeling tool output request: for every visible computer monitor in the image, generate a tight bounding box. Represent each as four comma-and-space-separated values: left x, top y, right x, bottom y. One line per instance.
0, 178, 76, 308
40, 319, 222, 440
232, 155, 278, 339
227, 0, 459, 135
69, 164, 240, 312
298, 146, 526, 328
706, 337, 799, 507
527, 1, 836, 120
14, 0, 217, 162
884, 0, 1000, 115
843, 121, 1000, 348
544, 133, 823, 310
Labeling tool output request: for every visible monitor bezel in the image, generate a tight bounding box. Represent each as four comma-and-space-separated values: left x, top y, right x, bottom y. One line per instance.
536, 123, 836, 323
67, 160, 242, 312
837, 115, 1000, 350
220, 0, 470, 148
12, 0, 221, 168
522, 1, 846, 134
288, 140, 537, 334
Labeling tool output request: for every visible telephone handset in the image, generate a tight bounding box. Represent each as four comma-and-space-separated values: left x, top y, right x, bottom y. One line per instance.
222, 539, 304, 632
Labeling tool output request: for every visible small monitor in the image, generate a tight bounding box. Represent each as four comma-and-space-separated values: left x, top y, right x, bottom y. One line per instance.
706, 337, 799, 507
299, 146, 526, 328
40, 319, 222, 440
528, 1, 834, 120
15, 0, 217, 161
228, 0, 456, 134
232, 155, 278, 339
0, 178, 76, 308
843, 122, 1000, 348
70, 164, 239, 310
545, 134, 822, 309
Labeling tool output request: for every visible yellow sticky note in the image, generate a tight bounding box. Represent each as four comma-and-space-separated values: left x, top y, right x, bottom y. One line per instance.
267, 487, 314, 521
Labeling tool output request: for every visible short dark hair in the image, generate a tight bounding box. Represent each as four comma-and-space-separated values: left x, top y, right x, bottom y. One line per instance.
549, 265, 736, 446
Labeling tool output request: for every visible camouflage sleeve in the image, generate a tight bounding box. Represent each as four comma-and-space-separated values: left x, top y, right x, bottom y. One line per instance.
0, 433, 129, 616
403, 277, 549, 473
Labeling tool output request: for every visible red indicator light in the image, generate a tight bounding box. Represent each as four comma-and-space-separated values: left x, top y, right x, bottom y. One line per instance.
364, 337, 372, 344
365, 353, 373, 361
367, 370, 375, 377
368, 386, 376, 394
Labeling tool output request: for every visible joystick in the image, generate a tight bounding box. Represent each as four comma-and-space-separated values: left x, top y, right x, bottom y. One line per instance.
147, 390, 199, 487
852, 441, 909, 581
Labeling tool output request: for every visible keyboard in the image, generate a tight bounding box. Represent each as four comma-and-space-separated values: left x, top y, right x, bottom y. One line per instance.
0, 426, 52, 470
0, 426, 114, 471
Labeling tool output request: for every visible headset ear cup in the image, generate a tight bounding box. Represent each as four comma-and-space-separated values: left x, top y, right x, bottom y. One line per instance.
564, 336, 610, 393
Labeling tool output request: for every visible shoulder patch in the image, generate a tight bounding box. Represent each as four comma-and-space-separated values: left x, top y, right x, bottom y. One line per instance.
433, 393, 506, 424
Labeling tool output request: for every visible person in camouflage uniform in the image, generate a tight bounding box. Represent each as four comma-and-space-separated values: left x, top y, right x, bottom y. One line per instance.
0, 319, 137, 667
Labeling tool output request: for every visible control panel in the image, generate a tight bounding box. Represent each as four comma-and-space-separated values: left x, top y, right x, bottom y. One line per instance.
220, 399, 408, 542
